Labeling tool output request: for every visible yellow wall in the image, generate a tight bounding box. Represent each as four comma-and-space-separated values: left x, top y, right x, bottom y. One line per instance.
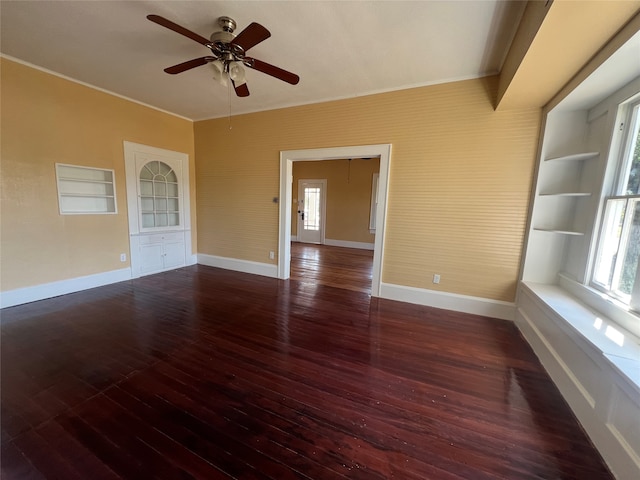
195, 76, 540, 302
0, 58, 195, 291
291, 159, 380, 244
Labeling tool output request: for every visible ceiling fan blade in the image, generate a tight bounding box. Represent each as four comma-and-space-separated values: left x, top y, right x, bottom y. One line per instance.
231, 22, 271, 52
233, 81, 250, 97
246, 58, 299, 85
164, 56, 215, 74
147, 14, 211, 46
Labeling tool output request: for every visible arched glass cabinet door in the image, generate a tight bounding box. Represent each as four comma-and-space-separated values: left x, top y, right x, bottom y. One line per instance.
139, 160, 180, 229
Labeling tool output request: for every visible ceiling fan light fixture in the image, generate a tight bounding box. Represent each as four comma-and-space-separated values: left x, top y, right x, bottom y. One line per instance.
228, 61, 246, 86
211, 60, 228, 87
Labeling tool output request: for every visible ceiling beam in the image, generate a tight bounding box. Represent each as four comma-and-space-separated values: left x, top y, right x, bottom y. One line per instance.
496, 0, 640, 110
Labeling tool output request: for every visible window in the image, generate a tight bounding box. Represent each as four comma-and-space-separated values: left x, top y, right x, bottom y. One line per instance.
302, 186, 321, 231
56, 164, 116, 214
593, 99, 640, 313
139, 161, 180, 229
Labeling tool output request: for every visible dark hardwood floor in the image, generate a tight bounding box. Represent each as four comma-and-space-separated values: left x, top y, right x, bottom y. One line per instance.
290, 243, 373, 293
1, 265, 613, 479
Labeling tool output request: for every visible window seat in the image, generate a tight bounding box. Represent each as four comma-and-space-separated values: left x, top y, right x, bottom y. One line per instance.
522, 281, 640, 394
516, 281, 640, 479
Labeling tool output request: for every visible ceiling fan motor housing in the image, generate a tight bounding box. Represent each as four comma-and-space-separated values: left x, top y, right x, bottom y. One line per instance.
209, 29, 243, 57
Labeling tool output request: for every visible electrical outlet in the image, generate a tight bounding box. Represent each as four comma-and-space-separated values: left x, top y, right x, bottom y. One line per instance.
120, 253, 127, 262
433, 274, 441, 284
269, 251, 275, 260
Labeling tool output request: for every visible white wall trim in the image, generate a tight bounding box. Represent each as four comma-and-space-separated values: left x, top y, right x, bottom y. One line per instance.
324, 239, 375, 250
198, 254, 278, 278
0, 268, 132, 309
379, 282, 516, 321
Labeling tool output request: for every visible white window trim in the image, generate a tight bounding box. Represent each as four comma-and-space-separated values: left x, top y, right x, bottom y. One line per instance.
591, 95, 640, 319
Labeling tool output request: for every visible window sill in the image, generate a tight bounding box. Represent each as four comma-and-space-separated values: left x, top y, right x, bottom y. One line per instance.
559, 273, 640, 339
521, 280, 640, 397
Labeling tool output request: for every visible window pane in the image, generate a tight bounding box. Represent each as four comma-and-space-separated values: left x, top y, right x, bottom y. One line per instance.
142, 213, 155, 228
153, 181, 166, 197
167, 183, 178, 197
140, 180, 153, 196
166, 171, 177, 183
155, 213, 168, 227
167, 198, 179, 211
158, 162, 171, 176
168, 213, 180, 226
594, 199, 627, 288
155, 198, 167, 212
141, 197, 154, 211
140, 167, 153, 180
303, 187, 320, 231
616, 199, 640, 296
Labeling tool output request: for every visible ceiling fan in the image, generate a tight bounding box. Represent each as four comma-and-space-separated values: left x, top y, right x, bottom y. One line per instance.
147, 14, 300, 97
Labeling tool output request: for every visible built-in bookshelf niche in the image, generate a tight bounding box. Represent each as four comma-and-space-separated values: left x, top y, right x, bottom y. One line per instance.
55, 163, 117, 214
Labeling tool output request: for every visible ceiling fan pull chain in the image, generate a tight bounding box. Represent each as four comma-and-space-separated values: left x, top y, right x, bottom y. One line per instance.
228, 78, 233, 130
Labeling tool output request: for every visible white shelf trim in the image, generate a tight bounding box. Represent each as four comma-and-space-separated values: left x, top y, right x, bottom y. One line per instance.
544, 151, 599, 162
533, 228, 585, 236
539, 192, 592, 197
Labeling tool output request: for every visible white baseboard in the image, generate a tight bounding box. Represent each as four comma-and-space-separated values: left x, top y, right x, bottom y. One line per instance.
197, 254, 278, 278
379, 282, 516, 321
1, 268, 132, 309
324, 239, 375, 250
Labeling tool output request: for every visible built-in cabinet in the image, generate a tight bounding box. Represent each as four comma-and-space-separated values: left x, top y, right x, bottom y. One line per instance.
138, 232, 186, 275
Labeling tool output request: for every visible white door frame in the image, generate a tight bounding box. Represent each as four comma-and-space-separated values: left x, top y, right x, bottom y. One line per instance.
296, 178, 327, 244
123, 141, 192, 278
279, 144, 391, 297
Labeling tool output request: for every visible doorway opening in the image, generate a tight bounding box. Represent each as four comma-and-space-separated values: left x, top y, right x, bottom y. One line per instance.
279, 145, 391, 297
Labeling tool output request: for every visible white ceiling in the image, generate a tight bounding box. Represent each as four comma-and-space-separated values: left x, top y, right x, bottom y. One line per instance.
0, 1, 526, 121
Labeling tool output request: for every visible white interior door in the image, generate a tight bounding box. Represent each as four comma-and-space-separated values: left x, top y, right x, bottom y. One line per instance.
297, 179, 326, 244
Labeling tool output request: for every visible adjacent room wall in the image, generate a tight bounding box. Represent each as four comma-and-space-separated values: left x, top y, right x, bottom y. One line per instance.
0, 58, 196, 292
195, 76, 540, 303
291, 159, 380, 245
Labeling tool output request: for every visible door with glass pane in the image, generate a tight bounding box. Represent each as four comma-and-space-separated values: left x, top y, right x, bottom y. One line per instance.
297, 179, 326, 244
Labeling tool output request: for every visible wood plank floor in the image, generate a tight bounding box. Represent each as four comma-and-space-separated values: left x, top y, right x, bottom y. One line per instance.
1, 265, 613, 479
290, 243, 373, 293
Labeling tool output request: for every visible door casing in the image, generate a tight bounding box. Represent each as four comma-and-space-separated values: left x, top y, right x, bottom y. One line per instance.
279, 144, 391, 297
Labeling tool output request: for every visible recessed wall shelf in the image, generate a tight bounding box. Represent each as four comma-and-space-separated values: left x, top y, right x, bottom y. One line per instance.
539, 192, 592, 197
544, 152, 599, 162
56, 163, 117, 214
533, 228, 585, 236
